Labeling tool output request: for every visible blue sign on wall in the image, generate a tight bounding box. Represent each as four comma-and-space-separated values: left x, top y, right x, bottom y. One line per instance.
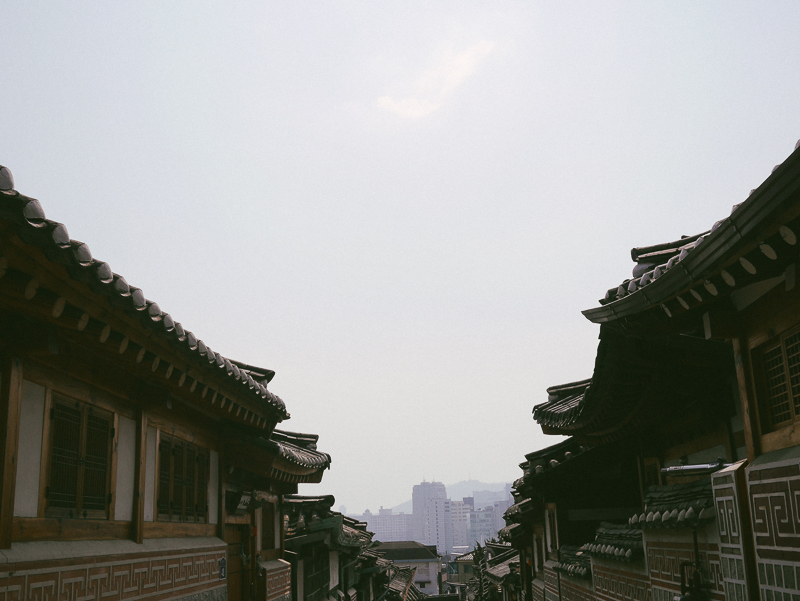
220, 557, 227, 580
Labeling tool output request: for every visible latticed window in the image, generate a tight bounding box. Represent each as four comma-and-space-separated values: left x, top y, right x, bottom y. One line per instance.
46, 396, 112, 519
304, 546, 330, 601
760, 328, 800, 429
157, 434, 208, 522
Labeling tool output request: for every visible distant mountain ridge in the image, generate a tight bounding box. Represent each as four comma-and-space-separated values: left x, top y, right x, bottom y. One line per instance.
390, 480, 510, 514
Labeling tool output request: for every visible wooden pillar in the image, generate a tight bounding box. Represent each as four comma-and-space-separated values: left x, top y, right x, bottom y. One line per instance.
279, 493, 286, 559
0, 355, 23, 549
731, 336, 761, 462
218, 448, 227, 540
132, 409, 147, 544
520, 548, 532, 601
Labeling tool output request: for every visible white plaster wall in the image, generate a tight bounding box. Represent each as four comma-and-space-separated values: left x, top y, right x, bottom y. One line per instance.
144, 426, 157, 521
14, 381, 45, 517
115, 415, 136, 521
274, 505, 280, 548
330, 551, 339, 588
255, 507, 262, 552
208, 450, 219, 524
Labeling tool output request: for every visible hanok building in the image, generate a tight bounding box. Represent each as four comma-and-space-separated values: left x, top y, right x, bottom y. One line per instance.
467, 543, 520, 601
0, 166, 330, 601
384, 565, 425, 601
283, 495, 390, 601
374, 541, 442, 596
502, 138, 800, 601
581, 139, 800, 601
451, 550, 476, 589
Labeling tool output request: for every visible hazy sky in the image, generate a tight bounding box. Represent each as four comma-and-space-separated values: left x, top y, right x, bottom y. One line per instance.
3, 2, 800, 514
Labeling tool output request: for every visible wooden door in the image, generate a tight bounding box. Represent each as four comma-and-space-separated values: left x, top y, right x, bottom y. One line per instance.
226, 524, 254, 601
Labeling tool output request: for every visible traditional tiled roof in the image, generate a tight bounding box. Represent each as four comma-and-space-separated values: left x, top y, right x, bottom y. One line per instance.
484, 550, 519, 583
552, 546, 591, 579
0, 167, 289, 423
226, 429, 330, 483
339, 523, 374, 549
513, 437, 589, 492
285, 496, 377, 555
485, 542, 513, 555
580, 522, 643, 561
387, 566, 419, 601
530, 327, 732, 442
628, 478, 715, 529
503, 498, 535, 523
359, 547, 393, 574
283, 494, 336, 536
498, 523, 525, 543
406, 585, 426, 601
532, 380, 591, 429
584, 140, 800, 325
454, 551, 474, 563
267, 429, 331, 470
375, 541, 439, 561
598, 231, 710, 307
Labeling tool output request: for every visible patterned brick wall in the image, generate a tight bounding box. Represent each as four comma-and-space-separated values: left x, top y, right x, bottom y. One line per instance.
0, 546, 225, 601
593, 565, 651, 601
747, 461, 800, 562
559, 577, 593, 601
713, 461, 755, 601
544, 566, 558, 601
531, 581, 544, 601
645, 541, 724, 601
264, 562, 291, 601
747, 456, 800, 601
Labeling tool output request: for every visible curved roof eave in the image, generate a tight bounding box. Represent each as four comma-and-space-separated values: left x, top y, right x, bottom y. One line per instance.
583, 142, 800, 324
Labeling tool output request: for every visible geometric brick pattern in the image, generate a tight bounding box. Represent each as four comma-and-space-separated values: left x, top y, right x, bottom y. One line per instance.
265, 563, 291, 601
647, 542, 724, 601
593, 566, 651, 601
713, 462, 754, 601
755, 561, 800, 601
747, 455, 800, 601
544, 567, 559, 601
559, 577, 593, 601
0, 547, 225, 601
747, 461, 800, 563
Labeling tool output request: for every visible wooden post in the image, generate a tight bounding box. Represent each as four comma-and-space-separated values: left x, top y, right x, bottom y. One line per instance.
218, 448, 227, 540
132, 409, 147, 544
732, 336, 761, 462
0, 355, 23, 549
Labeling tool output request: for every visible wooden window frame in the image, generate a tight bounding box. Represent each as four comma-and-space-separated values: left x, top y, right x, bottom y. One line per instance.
155, 431, 209, 523
44, 393, 114, 520
754, 323, 800, 433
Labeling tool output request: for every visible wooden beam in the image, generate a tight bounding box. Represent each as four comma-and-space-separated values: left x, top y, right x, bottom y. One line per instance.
13, 516, 131, 542
0, 354, 23, 548
131, 409, 147, 544
732, 335, 760, 462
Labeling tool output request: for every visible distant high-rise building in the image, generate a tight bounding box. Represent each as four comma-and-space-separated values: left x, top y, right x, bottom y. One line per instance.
467, 505, 497, 546
450, 499, 471, 549
350, 507, 413, 542
412, 481, 451, 554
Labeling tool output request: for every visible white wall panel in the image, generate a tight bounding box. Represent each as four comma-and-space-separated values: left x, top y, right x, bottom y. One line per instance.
115, 415, 136, 521
14, 381, 45, 517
